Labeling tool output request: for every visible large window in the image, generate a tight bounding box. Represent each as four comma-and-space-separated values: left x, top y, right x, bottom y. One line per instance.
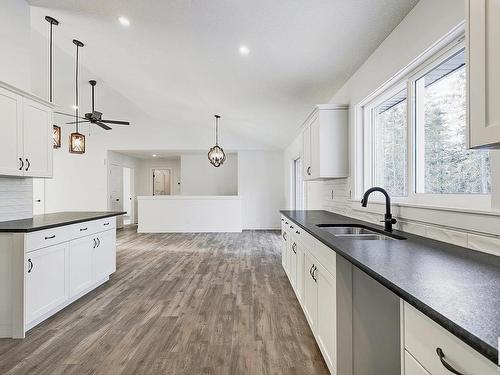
361, 38, 491, 207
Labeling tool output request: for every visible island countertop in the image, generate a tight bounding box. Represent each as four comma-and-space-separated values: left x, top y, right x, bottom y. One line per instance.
0, 211, 126, 233
280, 209, 500, 364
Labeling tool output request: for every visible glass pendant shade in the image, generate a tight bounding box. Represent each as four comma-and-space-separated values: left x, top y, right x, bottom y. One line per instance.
208, 114, 226, 167
69, 132, 85, 154
52, 125, 61, 148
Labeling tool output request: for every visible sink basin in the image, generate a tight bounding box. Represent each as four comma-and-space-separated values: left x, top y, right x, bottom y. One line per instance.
316, 224, 405, 240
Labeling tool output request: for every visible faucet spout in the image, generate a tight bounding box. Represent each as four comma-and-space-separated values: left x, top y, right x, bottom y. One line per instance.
360, 187, 396, 232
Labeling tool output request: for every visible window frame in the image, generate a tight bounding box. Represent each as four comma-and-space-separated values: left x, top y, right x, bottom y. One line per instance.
358, 34, 492, 210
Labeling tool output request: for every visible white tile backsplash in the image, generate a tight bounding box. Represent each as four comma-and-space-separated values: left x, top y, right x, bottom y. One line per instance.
0, 177, 32, 222
317, 178, 500, 257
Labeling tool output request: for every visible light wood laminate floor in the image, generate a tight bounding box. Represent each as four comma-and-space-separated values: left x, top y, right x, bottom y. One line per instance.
0, 227, 329, 375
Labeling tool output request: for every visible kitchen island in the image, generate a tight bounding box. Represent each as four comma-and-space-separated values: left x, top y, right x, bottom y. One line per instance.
0, 211, 124, 338
137, 195, 242, 233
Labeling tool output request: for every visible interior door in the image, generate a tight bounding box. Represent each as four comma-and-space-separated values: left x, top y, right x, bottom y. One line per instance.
25, 243, 68, 324
68, 235, 94, 298
0, 86, 23, 176
33, 178, 45, 215
109, 164, 123, 228
23, 98, 52, 177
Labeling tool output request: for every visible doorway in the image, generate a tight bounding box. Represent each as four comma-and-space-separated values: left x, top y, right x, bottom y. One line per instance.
293, 157, 304, 210
122, 167, 134, 225
109, 164, 124, 228
152, 169, 172, 195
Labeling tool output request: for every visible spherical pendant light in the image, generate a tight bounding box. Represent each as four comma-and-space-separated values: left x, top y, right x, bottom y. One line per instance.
208, 115, 226, 167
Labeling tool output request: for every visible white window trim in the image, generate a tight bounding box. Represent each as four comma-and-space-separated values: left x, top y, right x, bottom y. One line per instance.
354, 23, 494, 212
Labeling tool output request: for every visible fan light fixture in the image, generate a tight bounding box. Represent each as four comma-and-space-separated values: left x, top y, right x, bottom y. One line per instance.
69, 39, 86, 154
208, 115, 226, 167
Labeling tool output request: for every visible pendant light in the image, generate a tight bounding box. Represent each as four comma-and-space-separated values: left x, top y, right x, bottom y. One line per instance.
69, 39, 85, 154
208, 115, 226, 167
45, 16, 61, 148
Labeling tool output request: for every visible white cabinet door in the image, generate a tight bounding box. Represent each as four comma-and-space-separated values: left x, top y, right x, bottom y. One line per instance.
303, 251, 317, 330
289, 239, 297, 290
0, 87, 23, 176
281, 230, 289, 274
25, 243, 68, 324
467, 0, 500, 149
68, 235, 95, 298
94, 229, 116, 281
23, 98, 53, 177
302, 124, 312, 180
315, 262, 337, 373
309, 116, 320, 180
295, 241, 304, 303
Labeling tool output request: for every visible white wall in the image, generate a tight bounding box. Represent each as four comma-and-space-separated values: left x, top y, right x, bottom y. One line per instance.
181, 153, 238, 196
239, 151, 284, 229
1, 0, 31, 92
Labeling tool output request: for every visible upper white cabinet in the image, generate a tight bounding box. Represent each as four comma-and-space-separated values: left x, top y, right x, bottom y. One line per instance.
302, 104, 348, 180
0, 82, 53, 178
466, 0, 500, 148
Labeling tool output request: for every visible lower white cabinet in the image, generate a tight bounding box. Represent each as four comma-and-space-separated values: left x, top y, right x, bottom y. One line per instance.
25, 243, 68, 324
303, 250, 318, 329
315, 261, 337, 372
403, 302, 497, 375
69, 235, 95, 298
94, 229, 116, 280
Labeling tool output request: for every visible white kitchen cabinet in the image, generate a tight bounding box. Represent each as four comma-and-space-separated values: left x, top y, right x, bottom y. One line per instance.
315, 261, 337, 373
22, 98, 53, 177
303, 251, 318, 329
403, 302, 497, 375
0, 86, 23, 176
404, 351, 430, 375
25, 243, 68, 325
302, 104, 348, 180
94, 229, 116, 280
289, 239, 297, 290
69, 235, 95, 298
0, 81, 53, 178
466, 0, 500, 148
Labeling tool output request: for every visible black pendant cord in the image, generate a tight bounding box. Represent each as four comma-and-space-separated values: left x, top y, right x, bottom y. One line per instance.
45, 16, 59, 103
73, 39, 84, 133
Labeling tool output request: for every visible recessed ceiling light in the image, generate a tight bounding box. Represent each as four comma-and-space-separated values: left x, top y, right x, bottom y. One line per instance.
118, 16, 130, 27
239, 45, 250, 56
152, 154, 157, 157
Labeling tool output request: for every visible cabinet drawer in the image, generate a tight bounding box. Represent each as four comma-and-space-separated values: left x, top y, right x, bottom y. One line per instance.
95, 217, 116, 231
404, 350, 430, 375
68, 217, 116, 239
308, 240, 336, 277
25, 226, 70, 252
404, 302, 497, 375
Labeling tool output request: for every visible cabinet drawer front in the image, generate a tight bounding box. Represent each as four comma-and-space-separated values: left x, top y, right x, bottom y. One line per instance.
25, 226, 70, 252
404, 303, 497, 375
404, 350, 430, 375
308, 240, 336, 278
68, 217, 116, 239
95, 217, 116, 231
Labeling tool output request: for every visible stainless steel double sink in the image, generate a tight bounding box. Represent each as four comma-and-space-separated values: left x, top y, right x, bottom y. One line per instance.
316, 224, 405, 240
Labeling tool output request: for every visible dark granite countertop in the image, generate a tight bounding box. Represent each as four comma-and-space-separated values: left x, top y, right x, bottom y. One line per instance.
280, 210, 500, 364
0, 211, 126, 233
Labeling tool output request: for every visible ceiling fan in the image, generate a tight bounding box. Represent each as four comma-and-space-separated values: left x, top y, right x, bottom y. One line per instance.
55, 80, 130, 130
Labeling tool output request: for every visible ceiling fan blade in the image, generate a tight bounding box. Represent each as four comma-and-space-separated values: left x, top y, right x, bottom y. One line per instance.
100, 119, 130, 125
55, 111, 87, 120
65, 120, 90, 125
95, 121, 112, 130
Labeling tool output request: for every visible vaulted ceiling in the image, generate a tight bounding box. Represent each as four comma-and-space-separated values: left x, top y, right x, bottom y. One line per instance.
28, 0, 418, 149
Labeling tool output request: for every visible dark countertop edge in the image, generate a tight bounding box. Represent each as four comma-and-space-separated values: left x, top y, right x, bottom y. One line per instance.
280, 210, 498, 365
0, 212, 126, 233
